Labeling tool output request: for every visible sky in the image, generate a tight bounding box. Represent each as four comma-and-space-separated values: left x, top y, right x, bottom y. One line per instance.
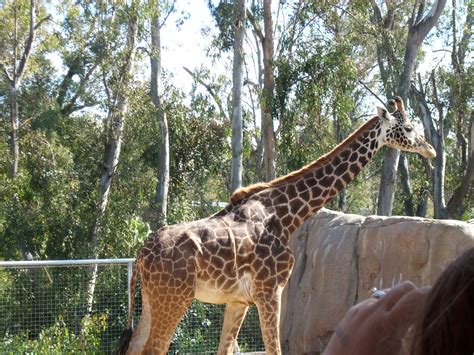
159, 1, 225, 92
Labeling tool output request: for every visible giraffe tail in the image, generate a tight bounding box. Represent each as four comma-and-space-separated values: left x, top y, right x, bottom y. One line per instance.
114, 328, 133, 355
114, 261, 139, 355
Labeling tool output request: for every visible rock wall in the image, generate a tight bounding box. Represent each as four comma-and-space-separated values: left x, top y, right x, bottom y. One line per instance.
280, 209, 474, 355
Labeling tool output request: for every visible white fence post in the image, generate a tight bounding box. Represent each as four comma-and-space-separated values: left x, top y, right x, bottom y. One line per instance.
127, 259, 134, 328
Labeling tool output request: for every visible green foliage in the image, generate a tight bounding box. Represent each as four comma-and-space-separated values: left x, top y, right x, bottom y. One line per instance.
208, 1, 235, 51
108, 217, 151, 258
461, 208, 474, 222
0, 315, 106, 354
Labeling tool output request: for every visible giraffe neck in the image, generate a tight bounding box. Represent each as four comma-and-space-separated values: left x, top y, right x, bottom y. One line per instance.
263, 116, 382, 233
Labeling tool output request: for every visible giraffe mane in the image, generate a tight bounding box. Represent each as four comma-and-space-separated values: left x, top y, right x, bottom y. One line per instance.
229, 116, 380, 205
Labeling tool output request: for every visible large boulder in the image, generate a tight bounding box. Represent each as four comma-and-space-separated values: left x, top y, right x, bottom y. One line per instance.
280, 209, 474, 355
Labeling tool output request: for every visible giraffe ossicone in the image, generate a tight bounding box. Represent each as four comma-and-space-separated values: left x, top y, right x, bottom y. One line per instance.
115, 97, 435, 355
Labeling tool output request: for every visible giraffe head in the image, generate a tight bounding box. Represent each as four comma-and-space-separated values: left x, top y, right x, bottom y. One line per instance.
377, 97, 436, 159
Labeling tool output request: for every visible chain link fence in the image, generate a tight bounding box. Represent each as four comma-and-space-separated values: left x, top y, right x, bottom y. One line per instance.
0, 259, 263, 354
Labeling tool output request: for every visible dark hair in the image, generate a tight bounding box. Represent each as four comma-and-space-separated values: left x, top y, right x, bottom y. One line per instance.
411, 247, 474, 355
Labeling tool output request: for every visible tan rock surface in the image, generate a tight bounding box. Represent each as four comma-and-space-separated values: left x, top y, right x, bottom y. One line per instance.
280, 209, 474, 355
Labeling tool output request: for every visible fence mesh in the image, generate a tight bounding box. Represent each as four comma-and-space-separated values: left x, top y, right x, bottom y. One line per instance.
0, 261, 263, 354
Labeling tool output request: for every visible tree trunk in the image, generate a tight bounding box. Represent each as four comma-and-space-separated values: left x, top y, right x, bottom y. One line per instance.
230, 0, 246, 192
432, 150, 449, 219
398, 154, 415, 216
87, 95, 129, 314
8, 84, 19, 179
262, 0, 275, 181
338, 189, 348, 212
410, 83, 449, 218
4, 0, 39, 180
151, 0, 169, 227
377, 148, 400, 216
87, 5, 138, 314
415, 190, 429, 217
376, 0, 447, 216
246, 8, 266, 182
447, 116, 474, 217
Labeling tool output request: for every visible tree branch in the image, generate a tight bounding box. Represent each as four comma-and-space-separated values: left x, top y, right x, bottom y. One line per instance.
159, 0, 176, 29
398, 0, 447, 98
275, 0, 304, 57
61, 61, 99, 115
16, 0, 36, 85
413, 0, 447, 41
102, 71, 112, 107
15, 2, 50, 85
414, 0, 425, 25
19, 114, 38, 129
246, 9, 264, 46
370, 0, 383, 25
332, 3, 374, 34
34, 14, 51, 31
357, 80, 387, 107
1, 64, 13, 83
183, 66, 227, 119
409, 82, 444, 159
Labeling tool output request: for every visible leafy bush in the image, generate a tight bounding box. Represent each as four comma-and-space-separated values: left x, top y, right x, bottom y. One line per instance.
0, 314, 107, 354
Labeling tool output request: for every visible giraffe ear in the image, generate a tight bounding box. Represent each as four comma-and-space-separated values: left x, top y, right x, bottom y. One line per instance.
377, 106, 390, 121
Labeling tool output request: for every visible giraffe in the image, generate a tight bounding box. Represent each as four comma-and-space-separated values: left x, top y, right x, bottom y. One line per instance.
115, 97, 436, 355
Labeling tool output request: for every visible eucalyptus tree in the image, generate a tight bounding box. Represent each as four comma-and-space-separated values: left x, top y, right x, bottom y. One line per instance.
260, 0, 275, 181
0, 0, 50, 260
230, 0, 246, 192
0, 0, 50, 181
245, 0, 276, 181
370, 0, 447, 216
211, 1, 371, 204
87, 0, 140, 313
210, 0, 276, 183
149, 0, 171, 227
410, 0, 473, 219
89, 1, 139, 249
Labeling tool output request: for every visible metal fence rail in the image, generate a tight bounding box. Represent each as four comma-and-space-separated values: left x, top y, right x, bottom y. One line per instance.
0, 259, 263, 354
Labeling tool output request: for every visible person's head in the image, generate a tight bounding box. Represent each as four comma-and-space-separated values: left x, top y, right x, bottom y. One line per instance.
412, 247, 474, 355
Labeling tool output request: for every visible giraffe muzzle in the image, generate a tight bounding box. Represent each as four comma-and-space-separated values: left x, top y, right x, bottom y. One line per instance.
420, 142, 437, 159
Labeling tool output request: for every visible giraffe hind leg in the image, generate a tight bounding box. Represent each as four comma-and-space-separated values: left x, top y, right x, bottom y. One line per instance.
129, 231, 199, 354
126, 291, 152, 354
142, 286, 194, 354
126, 282, 194, 355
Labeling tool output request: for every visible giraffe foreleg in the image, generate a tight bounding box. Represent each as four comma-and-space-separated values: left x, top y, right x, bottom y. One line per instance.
254, 284, 285, 355
217, 302, 249, 355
